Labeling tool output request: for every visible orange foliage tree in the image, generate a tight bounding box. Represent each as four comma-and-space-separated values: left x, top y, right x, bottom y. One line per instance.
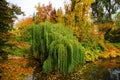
35, 2, 57, 23
15, 17, 34, 37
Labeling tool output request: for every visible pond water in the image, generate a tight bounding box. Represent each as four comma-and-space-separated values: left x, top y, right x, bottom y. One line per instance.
0, 57, 120, 80
29, 57, 120, 80
78, 57, 120, 80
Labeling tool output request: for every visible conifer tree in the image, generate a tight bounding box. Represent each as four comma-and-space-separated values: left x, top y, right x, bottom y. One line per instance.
0, 0, 23, 57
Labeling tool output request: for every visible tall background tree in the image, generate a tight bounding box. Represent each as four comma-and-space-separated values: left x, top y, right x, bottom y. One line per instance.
91, 0, 120, 23
35, 3, 57, 23
0, 0, 23, 58
63, 0, 94, 41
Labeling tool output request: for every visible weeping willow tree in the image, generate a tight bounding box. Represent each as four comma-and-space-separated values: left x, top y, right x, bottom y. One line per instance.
29, 22, 85, 73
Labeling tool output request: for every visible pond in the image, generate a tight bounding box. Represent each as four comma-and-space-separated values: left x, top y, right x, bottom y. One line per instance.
77, 57, 120, 80
0, 57, 120, 80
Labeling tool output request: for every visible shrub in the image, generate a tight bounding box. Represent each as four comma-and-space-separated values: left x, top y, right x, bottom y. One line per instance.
81, 38, 100, 61
105, 28, 120, 43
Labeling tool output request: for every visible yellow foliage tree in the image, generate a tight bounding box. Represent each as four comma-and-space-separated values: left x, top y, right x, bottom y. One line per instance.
63, 0, 94, 41
56, 7, 63, 23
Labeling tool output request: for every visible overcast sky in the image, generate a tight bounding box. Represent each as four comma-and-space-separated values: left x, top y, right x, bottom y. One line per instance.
7, 0, 70, 21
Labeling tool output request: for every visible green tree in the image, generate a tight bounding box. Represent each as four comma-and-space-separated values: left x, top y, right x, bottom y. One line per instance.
29, 22, 85, 73
115, 12, 120, 28
91, 0, 120, 23
105, 12, 120, 43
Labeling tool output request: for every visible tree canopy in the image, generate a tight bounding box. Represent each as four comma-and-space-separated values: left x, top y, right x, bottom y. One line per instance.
0, 0, 24, 32
91, 0, 120, 23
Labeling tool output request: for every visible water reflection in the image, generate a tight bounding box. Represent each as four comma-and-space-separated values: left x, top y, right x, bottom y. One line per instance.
80, 58, 120, 80
27, 74, 35, 80
28, 57, 120, 80
104, 67, 120, 80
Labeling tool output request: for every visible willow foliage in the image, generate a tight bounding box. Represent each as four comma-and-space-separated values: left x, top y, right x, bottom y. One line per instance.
29, 22, 85, 73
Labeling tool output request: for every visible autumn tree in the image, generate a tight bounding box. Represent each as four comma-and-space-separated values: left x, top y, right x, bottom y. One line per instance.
63, 0, 94, 41
55, 7, 64, 23
35, 2, 57, 23
62, 0, 102, 61
16, 17, 34, 27
49, 9, 57, 23
14, 17, 34, 42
